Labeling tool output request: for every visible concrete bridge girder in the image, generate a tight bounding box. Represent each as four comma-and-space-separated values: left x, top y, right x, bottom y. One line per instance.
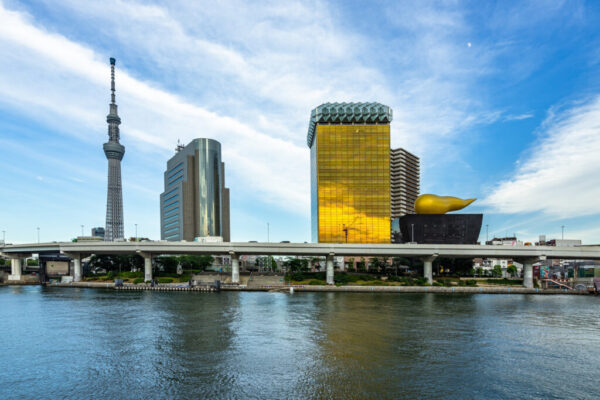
2, 243, 599, 289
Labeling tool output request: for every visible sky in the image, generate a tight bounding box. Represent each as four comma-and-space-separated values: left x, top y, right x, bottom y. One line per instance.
1, 0, 600, 245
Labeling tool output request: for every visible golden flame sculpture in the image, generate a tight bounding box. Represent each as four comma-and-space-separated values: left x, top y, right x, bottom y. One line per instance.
414, 194, 476, 214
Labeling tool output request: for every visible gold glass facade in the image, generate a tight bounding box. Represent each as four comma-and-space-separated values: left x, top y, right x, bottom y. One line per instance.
312, 124, 390, 243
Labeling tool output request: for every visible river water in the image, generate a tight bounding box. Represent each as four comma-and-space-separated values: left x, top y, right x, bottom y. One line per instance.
1, 286, 599, 399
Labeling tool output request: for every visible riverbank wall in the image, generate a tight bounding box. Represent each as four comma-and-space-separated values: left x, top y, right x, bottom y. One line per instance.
3, 281, 591, 295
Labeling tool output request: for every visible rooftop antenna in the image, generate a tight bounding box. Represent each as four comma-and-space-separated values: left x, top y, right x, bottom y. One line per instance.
175, 139, 184, 152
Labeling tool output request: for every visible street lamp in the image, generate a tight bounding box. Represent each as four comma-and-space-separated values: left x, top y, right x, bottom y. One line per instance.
81, 225, 84, 236
135, 224, 138, 241
561, 225, 565, 240
2, 230, 5, 244
37, 227, 40, 243
267, 222, 270, 243
486, 224, 489, 243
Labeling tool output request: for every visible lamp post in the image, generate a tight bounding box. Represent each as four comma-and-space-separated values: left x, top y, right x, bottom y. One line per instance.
135, 224, 138, 241
486, 224, 489, 243
267, 222, 270, 243
81, 225, 84, 237
37, 227, 40, 243
2, 230, 5, 244
411, 223, 415, 243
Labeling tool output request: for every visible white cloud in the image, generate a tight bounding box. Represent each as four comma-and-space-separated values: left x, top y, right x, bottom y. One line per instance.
482, 95, 600, 218
504, 112, 534, 121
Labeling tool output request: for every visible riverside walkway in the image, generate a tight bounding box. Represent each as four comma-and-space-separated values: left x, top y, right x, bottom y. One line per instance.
3, 241, 600, 289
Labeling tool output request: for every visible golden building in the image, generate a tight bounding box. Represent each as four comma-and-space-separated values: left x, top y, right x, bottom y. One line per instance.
308, 103, 392, 243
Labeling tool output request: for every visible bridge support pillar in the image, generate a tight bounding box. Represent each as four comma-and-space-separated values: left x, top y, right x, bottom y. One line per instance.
73, 254, 82, 282
144, 255, 153, 282
523, 263, 533, 289
137, 251, 153, 282
307, 259, 313, 272
518, 257, 540, 289
421, 254, 438, 285
8, 257, 23, 281
326, 253, 334, 285
230, 252, 240, 284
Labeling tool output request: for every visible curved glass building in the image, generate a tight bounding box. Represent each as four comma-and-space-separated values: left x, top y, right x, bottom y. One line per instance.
160, 139, 230, 241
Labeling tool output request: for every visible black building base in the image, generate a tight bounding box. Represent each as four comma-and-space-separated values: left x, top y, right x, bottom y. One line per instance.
392, 214, 483, 244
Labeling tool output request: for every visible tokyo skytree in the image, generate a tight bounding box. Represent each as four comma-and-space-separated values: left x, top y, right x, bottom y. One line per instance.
103, 57, 125, 241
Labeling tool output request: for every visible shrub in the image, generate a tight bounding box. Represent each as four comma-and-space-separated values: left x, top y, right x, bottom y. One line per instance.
308, 279, 325, 285
466, 280, 477, 287
106, 271, 115, 280
157, 277, 173, 284
133, 278, 144, 284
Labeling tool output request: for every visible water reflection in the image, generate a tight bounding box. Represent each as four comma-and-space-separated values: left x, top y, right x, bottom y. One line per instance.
1, 287, 599, 399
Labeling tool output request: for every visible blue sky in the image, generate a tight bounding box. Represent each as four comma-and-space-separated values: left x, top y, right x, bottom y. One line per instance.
1, 0, 600, 244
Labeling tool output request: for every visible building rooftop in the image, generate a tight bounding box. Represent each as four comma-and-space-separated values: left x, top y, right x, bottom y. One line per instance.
306, 102, 393, 147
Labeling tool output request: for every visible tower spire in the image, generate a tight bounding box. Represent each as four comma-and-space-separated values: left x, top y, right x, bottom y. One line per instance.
110, 57, 116, 104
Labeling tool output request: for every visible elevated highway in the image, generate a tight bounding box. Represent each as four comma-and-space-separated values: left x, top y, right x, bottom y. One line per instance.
3, 241, 600, 288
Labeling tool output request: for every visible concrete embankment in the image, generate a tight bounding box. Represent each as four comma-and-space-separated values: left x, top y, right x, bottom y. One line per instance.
287, 285, 588, 295
1, 281, 592, 295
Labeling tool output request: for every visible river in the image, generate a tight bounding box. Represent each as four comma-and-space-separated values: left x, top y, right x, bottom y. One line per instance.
1, 286, 599, 399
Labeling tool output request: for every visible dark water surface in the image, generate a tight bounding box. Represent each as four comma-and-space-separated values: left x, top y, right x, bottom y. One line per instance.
1, 286, 599, 399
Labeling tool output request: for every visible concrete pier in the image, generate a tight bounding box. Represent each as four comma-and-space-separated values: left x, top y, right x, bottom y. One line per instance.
136, 251, 153, 282
523, 262, 533, 289
326, 254, 334, 285
144, 255, 152, 282
73, 254, 82, 282
421, 254, 438, 285
8, 257, 22, 281
231, 253, 240, 284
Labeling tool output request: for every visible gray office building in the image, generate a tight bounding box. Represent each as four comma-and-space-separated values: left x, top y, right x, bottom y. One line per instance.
160, 139, 230, 242
390, 148, 420, 218
91, 227, 105, 239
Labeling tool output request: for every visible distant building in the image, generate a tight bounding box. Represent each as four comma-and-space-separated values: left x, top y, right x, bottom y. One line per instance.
537, 239, 582, 247
160, 139, 230, 242
308, 102, 392, 243
390, 148, 420, 218
486, 236, 523, 246
91, 227, 105, 239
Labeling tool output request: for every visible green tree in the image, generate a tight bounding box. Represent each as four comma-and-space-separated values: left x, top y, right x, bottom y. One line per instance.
476, 267, 484, 276
492, 264, 503, 277
178, 255, 214, 271
507, 264, 518, 278
357, 259, 366, 272
155, 256, 179, 273
283, 257, 308, 273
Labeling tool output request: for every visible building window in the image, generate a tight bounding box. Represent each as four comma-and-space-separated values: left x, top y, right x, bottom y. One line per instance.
168, 162, 183, 177
163, 214, 178, 223
164, 207, 179, 217
164, 200, 179, 211
168, 170, 184, 183
163, 187, 178, 198
168, 176, 183, 186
